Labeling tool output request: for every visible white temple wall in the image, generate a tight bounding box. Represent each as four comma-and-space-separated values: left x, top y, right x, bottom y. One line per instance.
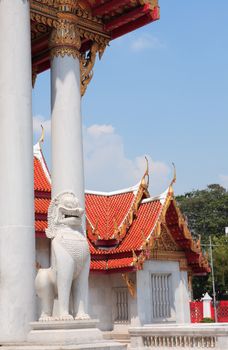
89, 274, 113, 330
89, 273, 136, 331
179, 271, 191, 323
136, 260, 190, 325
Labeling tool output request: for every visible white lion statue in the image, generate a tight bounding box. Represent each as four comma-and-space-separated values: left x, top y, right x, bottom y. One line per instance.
35, 192, 90, 321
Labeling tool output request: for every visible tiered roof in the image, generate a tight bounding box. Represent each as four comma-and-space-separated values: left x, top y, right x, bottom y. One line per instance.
34, 143, 210, 275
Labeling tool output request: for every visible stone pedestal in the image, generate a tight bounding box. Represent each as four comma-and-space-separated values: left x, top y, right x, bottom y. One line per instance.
0, 320, 127, 350
28, 320, 102, 345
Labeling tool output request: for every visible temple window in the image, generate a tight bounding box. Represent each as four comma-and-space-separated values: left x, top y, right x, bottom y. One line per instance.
113, 287, 129, 323
151, 273, 172, 319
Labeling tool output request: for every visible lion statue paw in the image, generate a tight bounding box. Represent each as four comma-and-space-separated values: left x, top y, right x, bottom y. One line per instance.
75, 313, 90, 320
39, 313, 55, 322
55, 314, 74, 321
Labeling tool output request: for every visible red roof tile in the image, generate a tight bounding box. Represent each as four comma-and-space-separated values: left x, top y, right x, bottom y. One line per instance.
86, 191, 135, 239
117, 200, 162, 252
34, 158, 51, 193
88, 200, 162, 256
91, 257, 134, 271
35, 220, 47, 233
35, 198, 50, 214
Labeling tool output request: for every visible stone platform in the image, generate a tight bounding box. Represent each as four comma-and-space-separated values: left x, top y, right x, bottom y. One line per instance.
129, 323, 228, 349
28, 319, 103, 345
0, 320, 127, 350
0, 344, 125, 350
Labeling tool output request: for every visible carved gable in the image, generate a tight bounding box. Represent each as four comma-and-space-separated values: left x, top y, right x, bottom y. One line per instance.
152, 225, 181, 252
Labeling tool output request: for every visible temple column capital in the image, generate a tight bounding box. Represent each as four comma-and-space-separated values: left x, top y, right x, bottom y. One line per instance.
50, 18, 81, 60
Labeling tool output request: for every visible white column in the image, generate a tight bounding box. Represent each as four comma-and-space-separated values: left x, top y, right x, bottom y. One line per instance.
51, 55, 84, 209
0, 0, 35, 343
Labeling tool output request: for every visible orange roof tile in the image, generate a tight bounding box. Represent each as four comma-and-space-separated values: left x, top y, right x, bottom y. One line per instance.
35, 198, 50, 214
86, 191, 135, 239
91, 257, 134, 271
35, 220, 48, 233
88, 200, 162, 256
34, 158, 51, 193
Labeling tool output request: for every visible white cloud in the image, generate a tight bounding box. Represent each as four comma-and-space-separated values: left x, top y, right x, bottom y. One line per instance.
32, 119, 171, 195
219, 174, 228, 189
87, 124, 115, 137
130, 33, 164, 52
84, 124, 171, 195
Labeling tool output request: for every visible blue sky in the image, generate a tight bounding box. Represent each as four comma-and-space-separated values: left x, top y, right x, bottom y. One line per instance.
33, 0, 228, 196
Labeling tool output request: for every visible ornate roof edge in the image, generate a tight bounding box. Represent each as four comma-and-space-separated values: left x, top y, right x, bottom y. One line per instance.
132, 186, 171, 269
132, 180, 210, 274
33, 137, 51, 185
113, 162, 150, 241
86, 159, 150, 243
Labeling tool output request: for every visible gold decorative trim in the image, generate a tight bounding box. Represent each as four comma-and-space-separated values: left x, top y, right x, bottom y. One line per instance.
132, 186, 210, 273
32, 66, 38, 88
113, 159, 150, 241
170, 162, 176, 187
31, 12, 58, 29
132, 250, 146, 270
133, 247, 188, 272
80, 42, 106, 96
31, 0, 110, 39
55, 0, 78, 14
49, 19, 81, 59
87, 159, 150, 242
122, 273, 136, 298
50, 46, 80, 59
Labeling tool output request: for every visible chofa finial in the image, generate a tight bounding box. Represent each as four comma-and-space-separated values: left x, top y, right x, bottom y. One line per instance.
141, 156, 149, 188
38, 125, 45, 147
170, 162, 176, 187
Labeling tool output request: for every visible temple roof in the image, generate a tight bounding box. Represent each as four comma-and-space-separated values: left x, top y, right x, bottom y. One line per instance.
31, 0, 160, 74
34, 142, 210, 275
82, 0, 160, 39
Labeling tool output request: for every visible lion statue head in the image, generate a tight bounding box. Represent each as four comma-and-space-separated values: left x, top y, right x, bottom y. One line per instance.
46, 192, 84, 239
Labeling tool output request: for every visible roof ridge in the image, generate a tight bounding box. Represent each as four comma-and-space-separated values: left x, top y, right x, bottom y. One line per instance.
141, 187, 169, 205
85, 182, 141, 196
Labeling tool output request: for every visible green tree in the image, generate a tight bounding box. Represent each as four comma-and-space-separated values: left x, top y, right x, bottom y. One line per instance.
176, 185, 228, 299
176, 184, 228, 241
212, 236, 228, 300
